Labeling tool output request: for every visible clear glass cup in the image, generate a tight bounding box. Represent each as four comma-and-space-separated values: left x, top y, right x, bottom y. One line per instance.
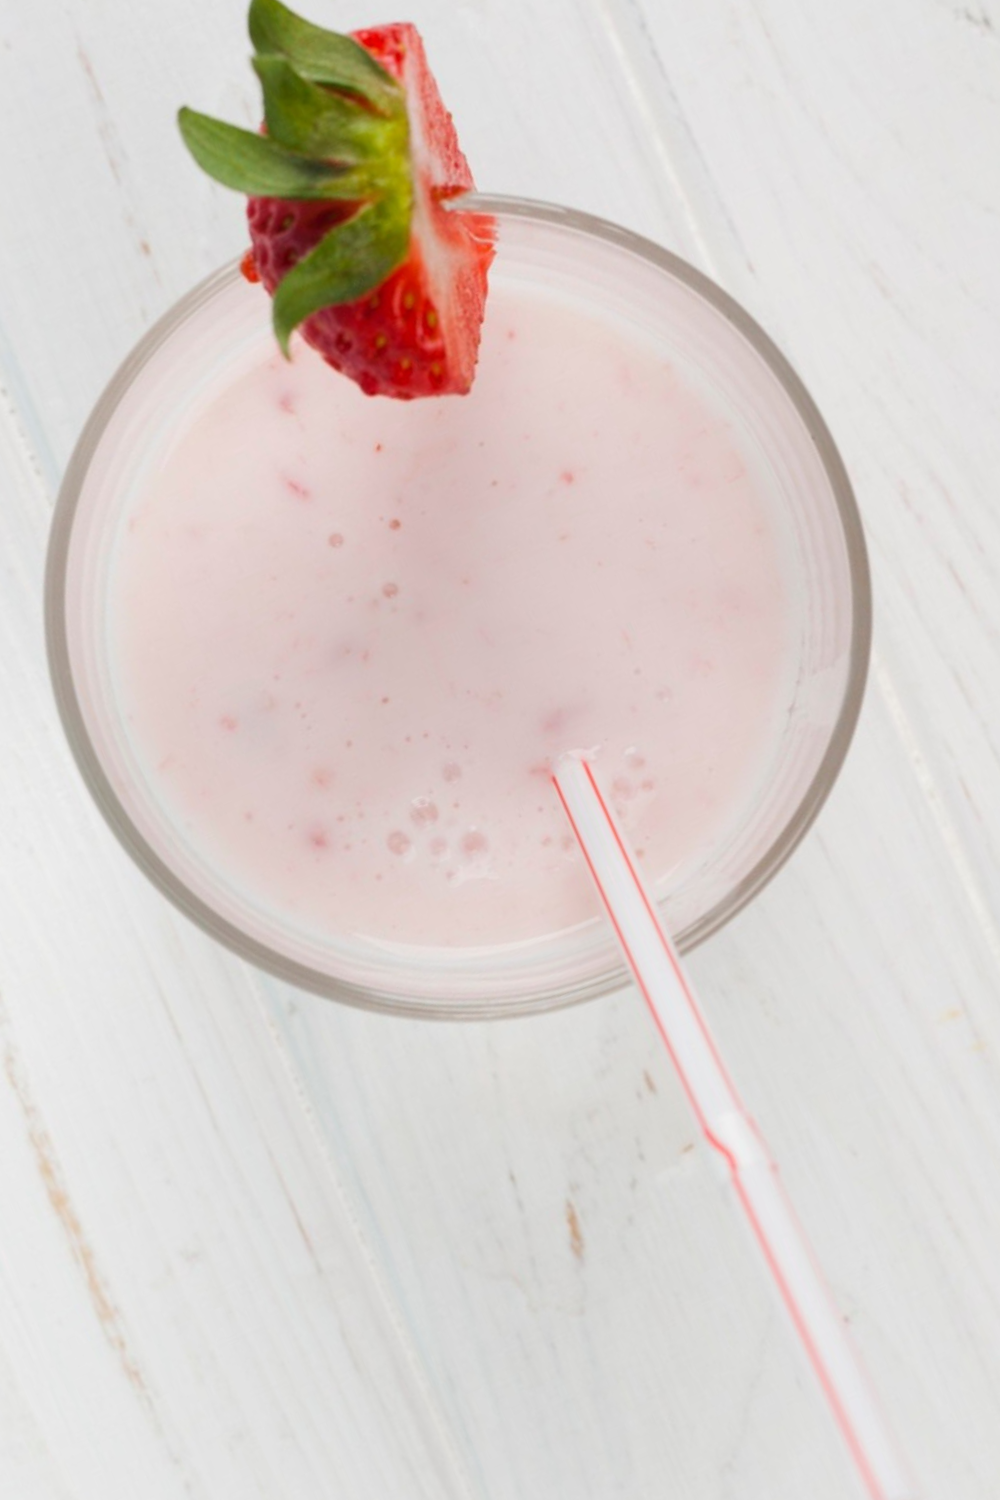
45, 196, 870, 1019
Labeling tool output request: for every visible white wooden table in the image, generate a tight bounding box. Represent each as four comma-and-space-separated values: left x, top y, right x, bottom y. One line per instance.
3, 1, 1000, 1494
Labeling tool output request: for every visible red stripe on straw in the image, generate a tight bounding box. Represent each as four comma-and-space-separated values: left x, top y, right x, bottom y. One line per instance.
581, 759, 744, 1106
729, 1173, 887, 1500
552, 764, 890, 1500
551, 771, 721, 1147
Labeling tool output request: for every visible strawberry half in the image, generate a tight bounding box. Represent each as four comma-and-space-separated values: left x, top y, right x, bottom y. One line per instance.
179, 0, 492, 399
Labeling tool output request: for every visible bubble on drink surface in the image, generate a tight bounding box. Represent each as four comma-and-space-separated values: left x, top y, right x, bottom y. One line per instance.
328, 533, 344, 548
445, 827, 494, 886
410, 796, 439, 827
382, 581, 399, 599
442, 761, 462, 783
613, 776, 635, 802
624, 747, 646, 771
386, 830, 412, 857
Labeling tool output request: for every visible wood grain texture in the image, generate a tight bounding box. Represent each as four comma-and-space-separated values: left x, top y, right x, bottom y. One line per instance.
0, 391, 475, 1497
2, 0, 1000, 1495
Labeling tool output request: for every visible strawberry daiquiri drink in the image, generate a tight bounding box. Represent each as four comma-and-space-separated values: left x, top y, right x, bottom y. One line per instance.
47, 9, 868, 1015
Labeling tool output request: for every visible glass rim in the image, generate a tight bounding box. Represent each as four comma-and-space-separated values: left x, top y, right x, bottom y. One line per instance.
44, 194, 871, 1020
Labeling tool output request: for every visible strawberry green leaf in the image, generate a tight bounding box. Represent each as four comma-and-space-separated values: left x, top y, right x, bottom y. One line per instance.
252, 54, 398, 162
271, 197, 409, 354
178, 108, 370, 199
248, 0, 401, 116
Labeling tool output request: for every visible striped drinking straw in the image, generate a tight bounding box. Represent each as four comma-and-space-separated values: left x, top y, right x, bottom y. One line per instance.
552, 754, 915, 1500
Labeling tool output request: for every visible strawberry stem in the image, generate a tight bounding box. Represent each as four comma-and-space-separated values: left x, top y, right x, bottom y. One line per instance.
251, 55, 395, 161
247, 0, 402, 116
177, 109, 373, 199
179, 2, 416, 352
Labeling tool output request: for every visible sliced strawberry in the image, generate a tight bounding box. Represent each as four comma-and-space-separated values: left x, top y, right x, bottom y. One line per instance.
179, 1, 492, 399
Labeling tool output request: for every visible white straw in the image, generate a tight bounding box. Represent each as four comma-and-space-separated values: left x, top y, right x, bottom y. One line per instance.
552, 753, 916, 1500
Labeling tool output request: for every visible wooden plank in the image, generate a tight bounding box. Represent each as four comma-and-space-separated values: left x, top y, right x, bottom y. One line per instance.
0, 379, 473, 1495
1, 0, 999, 1495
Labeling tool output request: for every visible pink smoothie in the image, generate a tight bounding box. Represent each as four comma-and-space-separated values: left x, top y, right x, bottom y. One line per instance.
111, 282, 792, 949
